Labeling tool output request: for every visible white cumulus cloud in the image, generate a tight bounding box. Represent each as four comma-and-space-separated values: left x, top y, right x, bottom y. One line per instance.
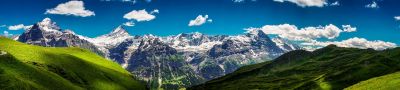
365, 1, 379, 8
8, 24, 32, 30
394, 16, 400, 21
273, 0, 328, 7
123, 9, 157, 22
45, 1, 95, 17
233, 0, 245, 3
245, 24, 356, 41
123, 21, 135, 27
330, 1, 340, 6
302, 37, 397, 50
342, 25, 357, 32
3, 31, 9, 37
188, 15, 212, 26
122, 0, 136, 3
101, 0, 136, 4
150, 9, 159, 14
232, 0, 257, 3
207, 19, 213, 22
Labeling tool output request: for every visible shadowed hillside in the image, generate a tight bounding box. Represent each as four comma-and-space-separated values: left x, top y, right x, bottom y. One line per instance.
189, 45, 400, 90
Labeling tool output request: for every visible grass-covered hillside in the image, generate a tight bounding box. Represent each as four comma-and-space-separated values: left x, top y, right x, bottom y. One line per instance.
189, 45, 400, 90
0, 37, 146, 90
345, 72, 400, 90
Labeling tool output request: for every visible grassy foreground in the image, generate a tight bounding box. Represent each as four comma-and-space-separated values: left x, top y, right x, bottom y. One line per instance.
345, 72, 400, 90
0, 37, 146, 90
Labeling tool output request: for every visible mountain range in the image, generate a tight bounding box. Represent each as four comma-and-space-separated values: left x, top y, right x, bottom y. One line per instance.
2, 18, 400, 90
13, 18, 300, 89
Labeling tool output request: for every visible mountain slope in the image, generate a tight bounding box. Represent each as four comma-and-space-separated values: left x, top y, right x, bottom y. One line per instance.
0, 37, 146, 90
189, 45, 400, 90
81, 26, 141, 65
345, 72, 400, 90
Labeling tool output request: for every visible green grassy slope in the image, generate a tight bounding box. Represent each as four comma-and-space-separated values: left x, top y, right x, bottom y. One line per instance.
189, 45, 400, 90
0, 37, 146, 90
345, 72, 400, 90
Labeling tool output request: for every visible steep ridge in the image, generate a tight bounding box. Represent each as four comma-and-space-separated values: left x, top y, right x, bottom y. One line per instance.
189, 45, 400, 90
81, 26, 141, 65
0, 37, 146, 90
17, 18, 104, 56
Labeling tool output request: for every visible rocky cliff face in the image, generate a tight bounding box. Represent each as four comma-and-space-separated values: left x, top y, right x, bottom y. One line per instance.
127, 36, 205, 89
108, 37, 137, 65
17, 18, 62, 46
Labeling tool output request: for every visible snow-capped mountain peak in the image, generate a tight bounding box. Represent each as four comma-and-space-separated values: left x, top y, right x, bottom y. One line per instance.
37, 18, 61, 32
40, 18, 52, 25
109, 25, 130, 36
246, 29, 266, 37
191, 32, 203, 39
143, 34, 157, 40
17, 18, 102, 56
83, 26, 133, 48
162, 32, 224, 52
229, 35, 251, 43
245, 28, 261, 36
174, 32, 204, 40
272, 37, 301, 52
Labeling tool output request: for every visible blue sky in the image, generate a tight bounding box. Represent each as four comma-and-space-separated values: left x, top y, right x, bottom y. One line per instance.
0, 0, 399, 49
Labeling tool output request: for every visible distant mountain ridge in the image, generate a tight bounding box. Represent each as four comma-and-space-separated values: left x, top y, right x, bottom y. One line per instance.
16, 18, 300, 89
